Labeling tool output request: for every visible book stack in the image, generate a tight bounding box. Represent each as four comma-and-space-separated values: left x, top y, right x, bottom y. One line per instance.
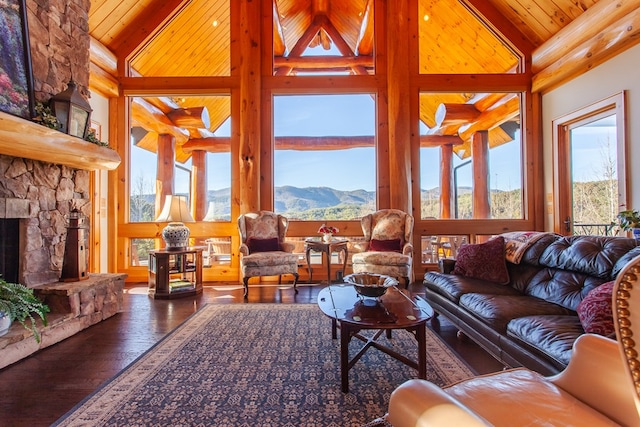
169, 278, 194, 291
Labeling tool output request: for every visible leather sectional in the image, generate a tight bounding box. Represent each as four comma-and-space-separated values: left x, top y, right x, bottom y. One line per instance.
424, 233, 640, 375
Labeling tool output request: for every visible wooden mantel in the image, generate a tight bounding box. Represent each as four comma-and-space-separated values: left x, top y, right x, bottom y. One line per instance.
0, 111, 120, 171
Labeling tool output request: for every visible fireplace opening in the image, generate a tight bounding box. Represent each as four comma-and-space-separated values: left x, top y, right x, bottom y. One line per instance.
0, 219, 20, 283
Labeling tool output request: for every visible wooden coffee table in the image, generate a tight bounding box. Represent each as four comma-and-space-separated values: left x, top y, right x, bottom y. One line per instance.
317, 284, 432, 392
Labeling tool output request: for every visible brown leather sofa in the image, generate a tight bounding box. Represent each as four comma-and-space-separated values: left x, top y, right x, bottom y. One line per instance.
424, 233, 640, 375
384, 252, 640, 427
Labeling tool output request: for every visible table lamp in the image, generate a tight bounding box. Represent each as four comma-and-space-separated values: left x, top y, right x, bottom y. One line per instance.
156, 195, 195, 250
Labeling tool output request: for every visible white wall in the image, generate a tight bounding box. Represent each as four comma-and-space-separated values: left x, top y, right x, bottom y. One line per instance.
542, 43, 640, 230
89, 92, 110, 272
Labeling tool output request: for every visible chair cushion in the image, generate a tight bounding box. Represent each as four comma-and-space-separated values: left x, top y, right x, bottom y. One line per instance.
369, 238, 402, 252
352, 251, 411, 267
577, 280, 616, 337
453, 236, 510, 285
247, 237, 280, 253
241, 251, 298, 266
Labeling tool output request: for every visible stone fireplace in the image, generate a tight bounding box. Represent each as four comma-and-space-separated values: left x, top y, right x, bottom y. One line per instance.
0, 154, 90, 287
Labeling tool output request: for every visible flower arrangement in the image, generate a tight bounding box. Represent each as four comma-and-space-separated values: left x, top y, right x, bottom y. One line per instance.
318, 224, 339, 235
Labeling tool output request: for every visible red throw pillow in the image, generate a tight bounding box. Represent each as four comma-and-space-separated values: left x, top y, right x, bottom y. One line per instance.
452, 236, 510, 285
577, 281, 615, 337
369, 238, 402, 253
247, 237, 280, 253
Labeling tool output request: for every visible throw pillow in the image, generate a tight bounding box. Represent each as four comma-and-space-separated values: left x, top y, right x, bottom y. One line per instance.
247, 237, 280, 253
452, 236, 510, 285
577, 280, 615, 337
369, 238, 402, 253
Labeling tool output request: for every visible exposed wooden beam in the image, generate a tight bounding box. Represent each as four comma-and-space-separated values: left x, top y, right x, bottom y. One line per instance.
112, 0, 193, 62
356, 0, 374, 56
182, 135, 464, 153
89, 62, 118, 98
458, 96, 520, 142
273, 1, 287, 56
435, 103, 481, 127
167, 107, 211, 129
89, 37, 117, 75
131, 98, 189, 145
275, 14, 325, 76
319, 14, 369, 75
532, 0, 640, 73
273, 55, 373, 70
120, 76, 238, 95
532, 6, 640, 93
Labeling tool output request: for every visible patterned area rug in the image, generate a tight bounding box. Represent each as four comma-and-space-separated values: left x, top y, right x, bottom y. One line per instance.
54, 304, 474, 427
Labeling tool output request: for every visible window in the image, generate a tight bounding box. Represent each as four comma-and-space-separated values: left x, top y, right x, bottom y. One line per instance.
273, 94, 376, 220
552, 92, 626, 236
419, 92, 523, 219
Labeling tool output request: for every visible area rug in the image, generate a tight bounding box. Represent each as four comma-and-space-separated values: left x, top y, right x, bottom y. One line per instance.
54, 304, 475, 427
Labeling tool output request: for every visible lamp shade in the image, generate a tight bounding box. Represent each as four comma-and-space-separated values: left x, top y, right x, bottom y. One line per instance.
203, 201, 216, 221
156, 195, 194, 250
156, 195, 195, 223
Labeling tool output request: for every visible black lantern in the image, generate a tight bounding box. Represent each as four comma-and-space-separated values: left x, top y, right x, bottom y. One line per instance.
50, 80, 92, 139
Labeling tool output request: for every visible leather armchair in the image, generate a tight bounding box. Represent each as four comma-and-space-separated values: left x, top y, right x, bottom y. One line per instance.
351, 209, 414, 286
237, 211, 299, 298
385, 254, 640, 427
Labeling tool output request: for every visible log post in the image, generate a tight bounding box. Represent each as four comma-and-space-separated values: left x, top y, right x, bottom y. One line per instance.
440, 145, 454, 219
471, 131, 490, 219
386, 0, 411, 213
191, 150, 207, 220
238, 0, 261, 213
156, 134, 176, 217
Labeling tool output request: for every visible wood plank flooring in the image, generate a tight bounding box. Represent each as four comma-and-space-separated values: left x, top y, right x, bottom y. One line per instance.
0, 282, 505, 427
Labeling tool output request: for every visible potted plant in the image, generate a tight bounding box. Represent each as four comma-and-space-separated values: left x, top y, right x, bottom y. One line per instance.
616, 209, 640, 240
0, 279, 50, 342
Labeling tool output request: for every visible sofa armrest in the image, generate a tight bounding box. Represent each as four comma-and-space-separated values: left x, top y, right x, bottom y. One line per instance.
549, 334, 640, 426
386, 379, 490, 427
439, 258, 456, 273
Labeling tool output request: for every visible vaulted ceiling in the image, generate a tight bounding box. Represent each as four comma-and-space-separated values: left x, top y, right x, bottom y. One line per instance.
87, 0, 631, 160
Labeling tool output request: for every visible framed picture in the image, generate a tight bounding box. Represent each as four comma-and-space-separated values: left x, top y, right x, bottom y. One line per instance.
0, 0, 35, 120
90, 120, 102, 140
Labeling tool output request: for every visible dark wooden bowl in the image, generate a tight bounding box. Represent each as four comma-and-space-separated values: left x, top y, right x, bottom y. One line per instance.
344, 273, 398, 298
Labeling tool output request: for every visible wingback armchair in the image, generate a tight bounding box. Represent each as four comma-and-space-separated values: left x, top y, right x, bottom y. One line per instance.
351, 209, 414, 286
237, 211, 299, 298
383, 254, 640, 427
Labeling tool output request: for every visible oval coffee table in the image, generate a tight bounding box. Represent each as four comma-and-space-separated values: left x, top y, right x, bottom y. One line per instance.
317, 283, 432, 392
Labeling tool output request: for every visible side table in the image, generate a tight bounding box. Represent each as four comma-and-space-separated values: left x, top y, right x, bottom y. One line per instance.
305, 237, 348, 283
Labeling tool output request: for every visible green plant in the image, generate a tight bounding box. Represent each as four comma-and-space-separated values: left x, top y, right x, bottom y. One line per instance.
32, 102, 61, 130
616, 209, 640, 231
0, 279, 50, 343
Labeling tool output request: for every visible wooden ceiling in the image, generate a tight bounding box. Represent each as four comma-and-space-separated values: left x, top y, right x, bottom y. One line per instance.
88, 0, 605, 160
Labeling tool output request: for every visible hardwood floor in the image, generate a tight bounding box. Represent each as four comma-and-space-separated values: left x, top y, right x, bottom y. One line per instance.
0, 282, 504, 427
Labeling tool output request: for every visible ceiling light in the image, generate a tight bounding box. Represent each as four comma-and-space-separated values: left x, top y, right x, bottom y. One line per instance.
423, 15, 429, 22
212, 20, 219, 27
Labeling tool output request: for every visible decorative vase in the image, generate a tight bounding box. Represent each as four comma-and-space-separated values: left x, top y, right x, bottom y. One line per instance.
0, 312, 12, 337
633, 228, 640, 241
323, 233, 332, 243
